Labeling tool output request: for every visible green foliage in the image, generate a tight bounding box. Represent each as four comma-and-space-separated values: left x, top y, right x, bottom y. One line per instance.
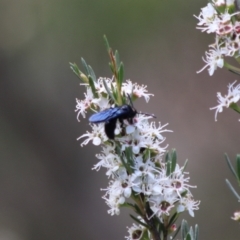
225, 153, 240, 201
165, 149, 177, 176
180, 220, 199, 240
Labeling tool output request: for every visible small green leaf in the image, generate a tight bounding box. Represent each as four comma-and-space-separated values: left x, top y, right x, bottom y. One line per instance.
225, 179, 240, 200
116, 144, 131, 173
182, 159, 188, 172
70, 62, 89, 83
109, 62, 114, 74
236, 154, 240, 182
168, 212, 178, 227
186, 233, 192, 240
194, 224, 199, 240
171, 149, 176, 160
133, 203, 142, 216
115, 50, 120, 69
140, 230, 150, 240
121, 202, 134, 208
142, 149, 151, 162
88, 65, 97, 82
88, 76, 98, 98
166, 161, 171, 176
228, 69, 240, 76
180, 190, 188, 198
103, 35, 110, 53
165, 151, 170, 163
81, 58, 90, 75
171, 149, 177, 173
229, 102, 240, 113
69, 62, 81, 78
129, 214, 148, 228
118, 62, 124, 89
181, 219, 189, 239
225, 153, 238, 180
125, 147, 134, 168
189, 227, 194, 239
103, 79, 115, 103
110, 83, 118, 104
120, 156, 129, 172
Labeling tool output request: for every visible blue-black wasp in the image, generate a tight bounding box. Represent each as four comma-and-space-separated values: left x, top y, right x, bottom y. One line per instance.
89, 94, 155, 139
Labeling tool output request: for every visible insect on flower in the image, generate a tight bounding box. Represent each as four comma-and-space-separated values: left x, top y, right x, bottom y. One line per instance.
89, 94, 155, 139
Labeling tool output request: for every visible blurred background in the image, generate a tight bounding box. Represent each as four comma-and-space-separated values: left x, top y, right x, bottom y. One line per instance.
1, 0, 240, 239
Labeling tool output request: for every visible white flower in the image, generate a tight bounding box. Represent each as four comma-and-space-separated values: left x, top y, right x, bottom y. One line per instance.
102, 170, 136, 215
75, 87, 94, 120
94, 77, 115, 95
91, 97, 110, 110
77, 123, 107, 146
149, 193, 178, 219
166, 165, 196, 198
103, 193, 125, 216
119, 129, 148, 154
125, 221, 148, 240
197, 44, 225, 75
150, 169, 169, 195
122, 80, 154, 102
109, 177, 132, 199
143, 121, 172, 140
178, 194, 200, 217
194, 3, 218, 33
130, 157, 157, 195
93, 145, 122, 176
125, 222, 147, 240
195, 4, 239, 35
75, 99, 88, 120
75, 73, 199, 221
122, 115, 170, 155
216, 20, 233, 36
231, 211, 240, 222
224, 36, 240, 57
210, 81, 240, 120
216, 11, 240, 36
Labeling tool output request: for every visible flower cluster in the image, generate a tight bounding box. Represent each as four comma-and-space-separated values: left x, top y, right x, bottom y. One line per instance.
210, 80, 240, 120
195, 0, 239, 75
76, 74, 199, 238
125, 222, 148, 240
232, 211, 240, 222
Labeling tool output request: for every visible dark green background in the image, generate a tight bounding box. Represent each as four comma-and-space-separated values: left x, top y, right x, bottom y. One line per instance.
1, 0, 240, 239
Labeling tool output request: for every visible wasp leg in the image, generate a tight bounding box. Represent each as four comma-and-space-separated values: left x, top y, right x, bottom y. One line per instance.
105, 118, 117, 139
128, 118, 134, 124
119, 118, 124, 128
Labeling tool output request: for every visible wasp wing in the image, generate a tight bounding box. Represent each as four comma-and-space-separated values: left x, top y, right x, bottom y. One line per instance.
89, 107, 120, 123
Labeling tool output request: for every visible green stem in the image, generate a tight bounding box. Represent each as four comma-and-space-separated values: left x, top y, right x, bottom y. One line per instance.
235, 55, 240, 65
224, 62, 240, 73
229, 102, 240, 114
109, 49, 122, 105
134, 194, 161, 240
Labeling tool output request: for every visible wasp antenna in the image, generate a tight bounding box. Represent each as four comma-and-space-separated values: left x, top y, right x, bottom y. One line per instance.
139, 112, 156, 118
126, 94, 138, 112
126, 93, 134, 107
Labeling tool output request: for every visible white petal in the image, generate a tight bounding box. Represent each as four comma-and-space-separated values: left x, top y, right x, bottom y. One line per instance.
132, 145, 140, 154
217, 58, 224, 68
124, 187, 132, 198
177, 205, 185, 213
118, 196, 125, 204
188, 209, 195, 217
93, 137, 101, 145
126, 125, 135, 134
